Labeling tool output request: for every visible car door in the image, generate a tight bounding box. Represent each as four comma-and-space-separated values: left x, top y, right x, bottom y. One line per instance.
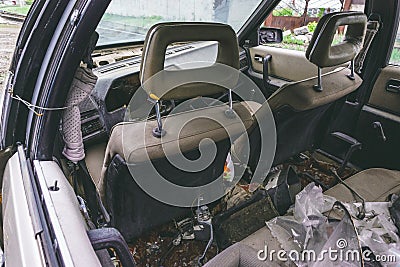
244, 0, 365, 96
2, 146, 57, 266
352, 51, 400, 169
0, 0, 105, 265
2, 144, 101, 266
0, 1, 67, 265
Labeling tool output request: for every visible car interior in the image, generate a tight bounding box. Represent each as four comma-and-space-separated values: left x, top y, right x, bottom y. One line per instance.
11, 0, 400, 266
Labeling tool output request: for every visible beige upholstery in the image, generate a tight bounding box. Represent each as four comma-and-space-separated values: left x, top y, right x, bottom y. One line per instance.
325, 168, 400, 202
306, 11, 367, 67
100, 23, 255, 200
259, 12, 366, 113
249, 46, 340, 82
368, 65, 400, 114
85, 142, 107, 187
140, 22, 239, 100
231, 67, 362, 161
204, 243, 275, 267
267, 67, 362, 111
98, 101, 259, 196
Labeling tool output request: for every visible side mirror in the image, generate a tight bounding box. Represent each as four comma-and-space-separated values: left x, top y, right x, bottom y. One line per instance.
258, 27, 283, 45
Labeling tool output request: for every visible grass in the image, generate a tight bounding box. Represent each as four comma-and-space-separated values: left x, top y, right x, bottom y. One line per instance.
0, 5, 31, 16
266, 33, 345, 52
390, 46, 400, 65
101, 13, 163, 29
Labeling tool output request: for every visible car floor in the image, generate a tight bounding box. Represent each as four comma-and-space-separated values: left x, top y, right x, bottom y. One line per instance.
283, 151, 357, 190
128, 219, 219, 266
121, 151, 357, 266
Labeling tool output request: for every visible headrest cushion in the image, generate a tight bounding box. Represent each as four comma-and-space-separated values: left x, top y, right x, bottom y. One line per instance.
140, 22, 239, 100
306, 12, 367, 68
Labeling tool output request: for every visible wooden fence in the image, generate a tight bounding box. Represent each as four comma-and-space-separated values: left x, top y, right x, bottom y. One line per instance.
263, 15, 319, 30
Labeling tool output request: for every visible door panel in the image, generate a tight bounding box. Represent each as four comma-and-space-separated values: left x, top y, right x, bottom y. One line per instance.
33, 160, 101, 267
249, 45, 338, 82
368, 65, 400, 114
2, 146, 101, 266
2, 149, 45, 267
353, 66, 400, 169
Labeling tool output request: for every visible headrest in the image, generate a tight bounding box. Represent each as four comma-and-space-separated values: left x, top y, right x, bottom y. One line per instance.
306, 12, 367, 67
140, 22, 239, 100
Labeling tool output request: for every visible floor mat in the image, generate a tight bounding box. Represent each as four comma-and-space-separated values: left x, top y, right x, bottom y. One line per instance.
283, 152, 357, 190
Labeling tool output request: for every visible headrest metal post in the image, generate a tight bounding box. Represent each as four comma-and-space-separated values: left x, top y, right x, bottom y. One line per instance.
225, 89, 236, 118
152, 100, 166, 138
313, 67, 323, 92
347, 59, 356, 80
228, 89, 233, 110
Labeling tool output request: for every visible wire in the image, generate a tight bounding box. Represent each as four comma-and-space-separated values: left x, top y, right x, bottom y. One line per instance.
330, 168, 366, 219
10, 93, 74, 116
198, 220, 213, 266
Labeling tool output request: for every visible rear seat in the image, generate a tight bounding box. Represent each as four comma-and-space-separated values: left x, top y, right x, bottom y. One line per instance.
205, 168, 400, 267
325, 168, 400, 202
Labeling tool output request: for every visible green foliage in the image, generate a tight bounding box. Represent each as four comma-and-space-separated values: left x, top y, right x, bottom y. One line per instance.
307, 21, 318, 33
273, 8, 293, 17
266, 33, 307, 51
101, 13, 164, 32
317, 8, 325, 18
148, 15, 162, 20
283, 34, 305, 46
0, 5, 31, 16
332, 34, 345, 45
390, 47, 400, 65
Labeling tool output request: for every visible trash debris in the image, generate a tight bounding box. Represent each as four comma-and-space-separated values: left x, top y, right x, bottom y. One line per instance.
283, 152, 357, 190
267, 183, 400, 267
223, 153, 235, 183
129, 221, 218, 266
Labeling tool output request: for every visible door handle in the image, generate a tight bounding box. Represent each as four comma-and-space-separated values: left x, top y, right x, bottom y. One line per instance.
372, 121, 387, 142
254, 55, 264, 63
263, 54, 272, 85
386, 79, 400, 93
387, 84, 400, 93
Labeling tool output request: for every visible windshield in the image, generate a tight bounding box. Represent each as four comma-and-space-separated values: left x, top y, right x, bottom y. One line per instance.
96, 0, 263, 46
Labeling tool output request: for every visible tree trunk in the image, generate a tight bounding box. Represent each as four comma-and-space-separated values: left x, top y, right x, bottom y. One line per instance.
343, 0, 353, 11
302, 0, 310, 26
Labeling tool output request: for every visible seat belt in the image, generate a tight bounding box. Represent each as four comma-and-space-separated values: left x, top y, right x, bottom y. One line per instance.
354, 15, 382, 74
61, 32, 110, 226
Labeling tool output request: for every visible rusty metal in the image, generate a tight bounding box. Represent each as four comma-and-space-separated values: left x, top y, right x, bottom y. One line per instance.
264, 14, 318, 31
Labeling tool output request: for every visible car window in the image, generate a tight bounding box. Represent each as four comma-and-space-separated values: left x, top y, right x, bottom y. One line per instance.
96, 0, 264, 46
390, 23, 400, 65
263, 0, 365, 51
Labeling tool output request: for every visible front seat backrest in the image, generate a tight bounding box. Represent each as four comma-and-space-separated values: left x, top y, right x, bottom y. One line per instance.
237, 12, 367, 169
100, 22, 259, 240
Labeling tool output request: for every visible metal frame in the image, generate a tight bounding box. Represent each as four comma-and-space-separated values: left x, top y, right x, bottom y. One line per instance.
152, 100, 166, 138
313, 66, 323, 92
347, 59, 356, 80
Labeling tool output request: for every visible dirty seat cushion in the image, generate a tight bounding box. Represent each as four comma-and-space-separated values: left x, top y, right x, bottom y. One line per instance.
325, 168, 400, 202
204, 243, 272, 267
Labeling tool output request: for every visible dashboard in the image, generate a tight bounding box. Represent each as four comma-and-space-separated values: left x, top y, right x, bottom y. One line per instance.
78, 41, 249, 144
